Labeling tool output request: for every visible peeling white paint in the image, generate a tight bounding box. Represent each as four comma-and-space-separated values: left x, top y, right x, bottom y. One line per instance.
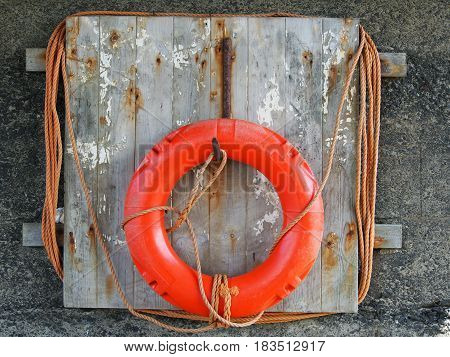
104, 97, 112, 126
176, 119, 190, 127
251, 172, 281, 236
66, 136, 128, 170
99, 52, 117, 103
322, 29, 347, 117
173, 44, 189, 69
201, 19, 210, 41
136, 28, 150, 47
55, 207, 64, 224
103, 234, 127, 246
66, 139, 98, 170
252, 172, 280, 208
253, 210, 280, 236
98, 194, 107, 214
256, 76, 284, 127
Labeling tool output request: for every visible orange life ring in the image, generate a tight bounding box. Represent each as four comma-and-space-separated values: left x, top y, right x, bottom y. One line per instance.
124, 118, 324, 317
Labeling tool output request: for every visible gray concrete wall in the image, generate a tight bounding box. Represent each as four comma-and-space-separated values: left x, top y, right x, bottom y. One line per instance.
0, 0, 448, 336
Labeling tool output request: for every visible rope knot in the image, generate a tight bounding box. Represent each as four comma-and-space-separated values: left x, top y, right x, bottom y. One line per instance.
209, 274, 239, 328
219, 283, 239, 299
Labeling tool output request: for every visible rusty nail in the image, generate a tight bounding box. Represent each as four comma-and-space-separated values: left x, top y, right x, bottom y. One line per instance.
212, 137, 222, 162
222, 37, 232, 118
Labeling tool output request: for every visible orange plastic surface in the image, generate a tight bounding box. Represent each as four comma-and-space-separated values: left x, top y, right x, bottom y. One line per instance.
124, 119, 324, 317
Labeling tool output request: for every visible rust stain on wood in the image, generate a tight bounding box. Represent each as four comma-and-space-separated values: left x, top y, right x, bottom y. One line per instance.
345, 222, 357, 252
344, 18, 353, 26
69, 232, 76, 254
128, 64, 137, 77
125, 81, 142, 118
328, 64, 338, 93
99, 116, 107, 125
67, 17, 80, 62
215, 19, 225, 32
85, 57, 97, 74
135, 87, 143, 110
346, 50, 354, 74
380, 57, 404, 77
125, 83, 134, 113
109, 30, 120, 48
210, 90, 218, 101
302, 50, 313, 67
222, 37, 233, 118
324, 232, 339, 268
67, 17, 80, 53
86, 223, 97, 257
212, 36, 223, 109
69, 48, 77, 58
374, 236, 384, 248
230, 233, 237, 254
105, 274, 114, 298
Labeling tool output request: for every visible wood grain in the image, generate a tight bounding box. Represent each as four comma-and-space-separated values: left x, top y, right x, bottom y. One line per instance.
27, 47, 407, 78
246, 17, 285, 282
208, 17, 249, 277
94, 16, 138, 307
133, 16, 174, 309
282, 17, 323, 312
321, 18, 359, 313
61, 16, 369, 313
25, 48, 46, 72
64, 16, 100, 307
171, 17, 212, 273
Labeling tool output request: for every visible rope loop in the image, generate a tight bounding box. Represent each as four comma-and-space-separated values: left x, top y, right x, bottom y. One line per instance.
41, 11, 381, 332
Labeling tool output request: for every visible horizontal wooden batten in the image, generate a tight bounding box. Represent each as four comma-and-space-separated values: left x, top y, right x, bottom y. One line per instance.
26, 47, 406, 77
23, 222, 402, 249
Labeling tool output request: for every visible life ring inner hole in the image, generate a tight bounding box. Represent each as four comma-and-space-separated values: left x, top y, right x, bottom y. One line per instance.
168, 158, 283, 277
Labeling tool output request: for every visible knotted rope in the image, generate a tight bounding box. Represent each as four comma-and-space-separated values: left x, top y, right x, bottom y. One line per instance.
41, 11, 381, 332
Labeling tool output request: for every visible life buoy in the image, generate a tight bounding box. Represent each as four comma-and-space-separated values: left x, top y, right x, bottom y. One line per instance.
124, 118, 323, 317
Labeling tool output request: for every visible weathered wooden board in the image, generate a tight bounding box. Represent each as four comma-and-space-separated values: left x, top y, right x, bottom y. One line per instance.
379, 52, 407, 77
374, 224, 402, 249
26, 47, 407, 78
24, 222, 402, 249
63, 15, 367, 313
22, 223, 64, 247
321, 18, 359, 312
64, 16, 100, 307
25, 48, 46, 71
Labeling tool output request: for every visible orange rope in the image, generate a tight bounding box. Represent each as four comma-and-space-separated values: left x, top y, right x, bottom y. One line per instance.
42, 11, 381, 331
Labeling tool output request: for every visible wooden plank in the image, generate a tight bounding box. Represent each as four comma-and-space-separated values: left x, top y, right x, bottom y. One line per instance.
379, 53, 407, 77
171, 17, 212, 273
57, 15, 395, 312
25, 48, 46, 71
22, 223, 64, 247
94, 16, 138, 307
321, 18, 359, 313
208, 17, 249, 276
63, 16, 100, 308
282, 17, 323, 312
27, 47, 407, 78
133, 16, 174, 309
374, 224, 402, 249
247, 17, 286, 311
24, 222, 402, 249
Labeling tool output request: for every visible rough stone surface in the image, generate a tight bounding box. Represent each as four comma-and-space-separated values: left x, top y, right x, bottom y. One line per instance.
0, 0, 448, 336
